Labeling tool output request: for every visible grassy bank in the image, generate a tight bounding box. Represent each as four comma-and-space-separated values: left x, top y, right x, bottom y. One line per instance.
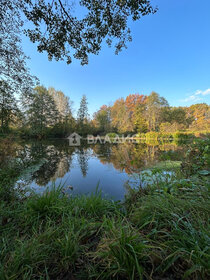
136, 131, 210, 142
0, 140, 209, 279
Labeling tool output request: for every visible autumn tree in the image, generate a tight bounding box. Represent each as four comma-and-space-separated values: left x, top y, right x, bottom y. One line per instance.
125, 94, 146, 114
94, 105, 111, 133
48, 87, 75, 135
125, 93, 147, 133
48, 87, 72, 120
146, 92, 169, 131
111, 98, 130, 133
186, 103, 210, 130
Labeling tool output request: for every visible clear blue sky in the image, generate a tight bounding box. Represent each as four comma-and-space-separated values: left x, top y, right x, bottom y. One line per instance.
22, 0, 210, 116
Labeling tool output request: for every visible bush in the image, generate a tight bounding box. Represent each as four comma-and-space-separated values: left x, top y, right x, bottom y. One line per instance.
181, 138, 210, 176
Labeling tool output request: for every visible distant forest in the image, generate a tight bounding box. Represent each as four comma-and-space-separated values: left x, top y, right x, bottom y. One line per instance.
1, 84, 209, 138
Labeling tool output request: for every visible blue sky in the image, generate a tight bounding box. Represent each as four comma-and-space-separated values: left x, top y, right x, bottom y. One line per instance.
22, 0, 210, 116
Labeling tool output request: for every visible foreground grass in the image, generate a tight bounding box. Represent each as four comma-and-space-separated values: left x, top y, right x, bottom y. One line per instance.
0, 139, 209, 279
0, 176, 209, 279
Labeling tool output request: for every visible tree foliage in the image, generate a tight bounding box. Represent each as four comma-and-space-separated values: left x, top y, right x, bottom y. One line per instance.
77, 95, 89, 124
2, 83, 210, 136
145, 92, 169, 131
2, 0, 157, 65
0, 81, 19, 132
48, 87, 75, 136
94, 105, 111, 133
0, 0, 37, 133
186, 104, 210, 130
48, 87, 72, 121
95, 93, 210, 135
0, 0, 36, 94
26, 86, 60, 137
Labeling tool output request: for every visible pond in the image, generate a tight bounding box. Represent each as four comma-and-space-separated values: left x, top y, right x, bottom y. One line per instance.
1, 139, 186, 200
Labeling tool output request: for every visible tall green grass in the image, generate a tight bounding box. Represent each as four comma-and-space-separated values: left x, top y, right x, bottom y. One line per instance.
0, 139, 209, 279
1, 177, 209, 279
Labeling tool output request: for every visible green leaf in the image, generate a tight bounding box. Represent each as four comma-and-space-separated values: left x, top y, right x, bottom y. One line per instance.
198, 170, 210, 176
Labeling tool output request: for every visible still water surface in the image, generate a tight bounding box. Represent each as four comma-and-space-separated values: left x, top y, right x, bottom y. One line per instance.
11, 140, 184, 200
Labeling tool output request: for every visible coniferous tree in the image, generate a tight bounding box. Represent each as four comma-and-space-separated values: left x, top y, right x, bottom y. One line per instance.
134, 104, 148, 133
77, 95, 89, 135
77, 95, 89, 124
77, 149, 89, 177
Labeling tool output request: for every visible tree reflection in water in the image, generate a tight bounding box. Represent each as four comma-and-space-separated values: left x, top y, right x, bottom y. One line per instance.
76, 147, 90, 177
1, 139, 185, 189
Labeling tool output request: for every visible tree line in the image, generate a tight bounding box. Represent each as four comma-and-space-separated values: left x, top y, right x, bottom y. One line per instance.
0, 84, 209, 138
92, 92, 210, 135
0, 0, 209, 138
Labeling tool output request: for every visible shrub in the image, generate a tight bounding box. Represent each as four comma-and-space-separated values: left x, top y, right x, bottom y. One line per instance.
181, 138, 210, 176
